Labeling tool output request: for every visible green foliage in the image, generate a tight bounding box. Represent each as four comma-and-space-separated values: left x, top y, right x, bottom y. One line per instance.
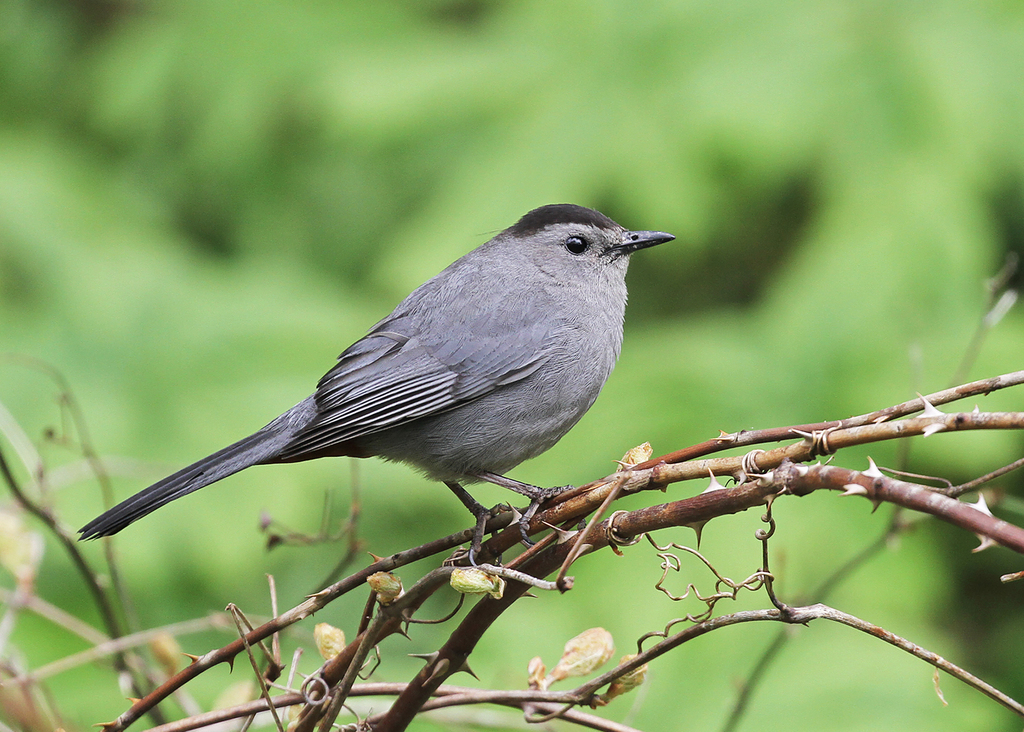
1, 0, 1023, 729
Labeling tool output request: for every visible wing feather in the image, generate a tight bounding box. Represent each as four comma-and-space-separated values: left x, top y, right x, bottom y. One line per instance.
275, 302, 553, 461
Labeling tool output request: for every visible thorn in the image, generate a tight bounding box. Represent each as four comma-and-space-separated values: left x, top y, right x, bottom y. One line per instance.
1000, 570, 1024, 583
921, 423, 946, 437
126, 697, 141, 704
702, 471, 727, 494
425, 658, 450, 685
966, 494, 996, 552
183, 653, 200, 664
452, 658, 479, 679
509, 504, 524, 523
973, 536, 997, 553
686, 521, 707, 547
368, 552, 384, 562
967, 492, 994, 517
917, 393, 945, 419
972, 404, 980, 414
841, 483, 868, 497
409, 652, 439, 665
542, 522, 578, 544
863, 457, 884, 480
716, 430, 736, 444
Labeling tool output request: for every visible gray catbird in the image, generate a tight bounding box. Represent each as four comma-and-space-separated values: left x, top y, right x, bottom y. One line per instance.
79, 204, 674, 553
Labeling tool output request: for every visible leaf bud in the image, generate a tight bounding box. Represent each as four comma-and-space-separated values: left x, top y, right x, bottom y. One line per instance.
527, 655, 547, 689
546, 627, 614, 684
450, 567, 505, 599
600, 654, 648, 703
367, 571, 404, 604
313, 622, 347, 660
148, 631, 183, 676
618, 442, 653, 468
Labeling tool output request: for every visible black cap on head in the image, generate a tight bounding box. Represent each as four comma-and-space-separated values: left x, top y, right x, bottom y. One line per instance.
509, 204, 619, 237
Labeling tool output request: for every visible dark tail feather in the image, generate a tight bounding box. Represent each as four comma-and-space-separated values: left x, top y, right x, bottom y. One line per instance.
79, 416, 301, 540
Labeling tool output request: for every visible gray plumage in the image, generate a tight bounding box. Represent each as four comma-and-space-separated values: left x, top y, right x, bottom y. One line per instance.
79, 204, 673, 540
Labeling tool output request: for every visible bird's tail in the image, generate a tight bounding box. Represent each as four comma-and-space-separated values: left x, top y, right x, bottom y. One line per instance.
78, 409, 305, 540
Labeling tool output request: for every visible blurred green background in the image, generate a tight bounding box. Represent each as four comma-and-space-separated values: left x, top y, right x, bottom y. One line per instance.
2, 0, 1024, 729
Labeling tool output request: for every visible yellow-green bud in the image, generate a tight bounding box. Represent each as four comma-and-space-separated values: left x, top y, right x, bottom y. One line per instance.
313, 622, 347, 660
601, 654, 648, 702
367, 571, 404, 603
547, 628, 614, 684
450, 567, 505, 599
148, 631, 183, 676
618, 442, 653, 468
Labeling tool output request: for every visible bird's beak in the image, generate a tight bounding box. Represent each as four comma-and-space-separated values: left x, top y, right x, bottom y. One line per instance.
612, 229, 675, 257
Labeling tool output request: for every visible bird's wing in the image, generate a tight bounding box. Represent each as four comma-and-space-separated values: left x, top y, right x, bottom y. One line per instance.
274, 308, 551, 459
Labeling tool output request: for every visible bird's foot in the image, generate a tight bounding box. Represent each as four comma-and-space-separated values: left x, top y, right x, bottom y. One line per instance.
515, 484, 574, 546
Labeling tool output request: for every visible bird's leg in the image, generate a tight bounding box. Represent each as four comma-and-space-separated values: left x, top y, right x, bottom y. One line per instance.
474, 471, 574, 546
444, 481, 494, 565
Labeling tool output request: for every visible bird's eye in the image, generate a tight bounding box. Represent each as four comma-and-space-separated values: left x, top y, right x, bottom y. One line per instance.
564, 235, 588, 254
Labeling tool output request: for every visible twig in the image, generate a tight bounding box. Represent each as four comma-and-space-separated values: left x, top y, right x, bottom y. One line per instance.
950, 253, 1018, 386
227, 604, 285, 732
946, 455, 1024, 498
293, 567, 455, 732
632, 369, 1024, 469
5, 613, 232, 685
135, 682, 644, 732
555, 475, 627, 590
0, 586, 108, 646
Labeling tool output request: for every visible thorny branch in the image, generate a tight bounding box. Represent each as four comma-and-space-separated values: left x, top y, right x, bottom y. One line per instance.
3, 368, 1024, 730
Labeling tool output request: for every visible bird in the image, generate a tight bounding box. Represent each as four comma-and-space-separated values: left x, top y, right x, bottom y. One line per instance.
79, 204, 674, 557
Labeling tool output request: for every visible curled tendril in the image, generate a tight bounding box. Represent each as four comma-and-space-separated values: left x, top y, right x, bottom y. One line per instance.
358, 645, 381, 680
643, 535, 771, 623
755, 494, 778, 541
637, 616, 695, 652
300, 674, 330, 705
606, 510, 642, 555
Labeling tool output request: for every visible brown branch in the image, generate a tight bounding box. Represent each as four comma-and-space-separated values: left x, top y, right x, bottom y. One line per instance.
374, 545, 573, 731
75, 378, 1024, 730
138, 682, 645, 732
632, 369, 1024, 468
490, 410, 1023, 559
292, 568, 455, 731
777, 461, 1024, 553
100, 530, 475, 730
